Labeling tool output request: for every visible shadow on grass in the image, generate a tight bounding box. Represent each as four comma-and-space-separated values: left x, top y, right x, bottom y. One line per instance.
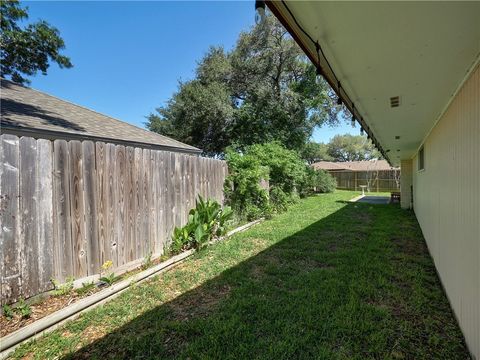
64, 202, 469, 360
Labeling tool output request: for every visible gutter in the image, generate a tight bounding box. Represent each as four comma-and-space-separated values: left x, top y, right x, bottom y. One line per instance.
265, 1, 391, 165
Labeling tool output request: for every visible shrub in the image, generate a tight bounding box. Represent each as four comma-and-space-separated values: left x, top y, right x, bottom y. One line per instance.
225, 142, 309, 219
224, 149, 270, 220
270, 187, 295, 212
246, 142, 307, 196
170, 195, 233, 254
299, 167, 336, 196
314, 169, 336, 193
225, 142, 336, 220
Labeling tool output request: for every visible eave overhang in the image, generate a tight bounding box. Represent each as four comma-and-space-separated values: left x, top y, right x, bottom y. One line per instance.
267, 1, 480, 166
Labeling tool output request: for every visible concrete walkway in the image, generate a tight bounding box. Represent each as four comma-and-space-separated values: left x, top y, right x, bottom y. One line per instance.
354, 195, 391, 205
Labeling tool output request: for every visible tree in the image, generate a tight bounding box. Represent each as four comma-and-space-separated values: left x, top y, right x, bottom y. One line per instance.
147, 14, 342, 156
0, 0, 72, 84
326, 134, 382, 162
301, 141, 332, 164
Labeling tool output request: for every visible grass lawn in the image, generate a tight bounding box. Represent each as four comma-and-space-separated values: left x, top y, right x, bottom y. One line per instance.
9, 191, 469, 359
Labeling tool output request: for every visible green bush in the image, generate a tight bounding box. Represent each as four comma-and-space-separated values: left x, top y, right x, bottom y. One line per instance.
246, 142, 307, 196
224, 149, 270, 220
314, 169, 336, 193
225, 142, 336, 221
226, 142, 310, 219
170, 195, 233, 254
299, 167, 336, 196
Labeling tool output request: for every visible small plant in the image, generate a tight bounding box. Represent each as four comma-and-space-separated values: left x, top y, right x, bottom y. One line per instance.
100, 260, 116, 286
141, 251, 153, 270
76, 281, 96, 296
170, 195, 233, 254
16, 298, 31, 319
2, 304, 14, 320
51, 276, 75, 296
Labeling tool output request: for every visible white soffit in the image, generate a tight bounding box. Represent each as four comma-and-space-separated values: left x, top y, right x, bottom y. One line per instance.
270, 1, 480, 165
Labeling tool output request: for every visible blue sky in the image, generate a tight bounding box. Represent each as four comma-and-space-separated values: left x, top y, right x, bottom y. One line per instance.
23, 1, 356, 144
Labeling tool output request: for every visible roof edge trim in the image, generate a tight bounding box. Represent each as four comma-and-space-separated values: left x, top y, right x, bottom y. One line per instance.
410, 53, 480, 159
266, 0, 391, 165
0, 126, 202, 155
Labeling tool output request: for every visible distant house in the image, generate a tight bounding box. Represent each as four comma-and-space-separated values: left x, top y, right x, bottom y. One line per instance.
0, 78, 200, 154
312, 160, 400, 192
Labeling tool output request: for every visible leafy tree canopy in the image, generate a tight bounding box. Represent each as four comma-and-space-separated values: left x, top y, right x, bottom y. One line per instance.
147, 15, 342, 156
0, 0, 72, 84
326, 134, 382, 162
301, 141, 332, 164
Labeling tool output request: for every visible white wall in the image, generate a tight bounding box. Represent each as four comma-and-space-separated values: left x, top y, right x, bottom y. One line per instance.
412, 64, 479, 358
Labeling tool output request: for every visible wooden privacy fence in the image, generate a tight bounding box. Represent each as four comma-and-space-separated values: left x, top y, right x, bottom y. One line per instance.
0, 134, 227, 305
329, 170, 400, 192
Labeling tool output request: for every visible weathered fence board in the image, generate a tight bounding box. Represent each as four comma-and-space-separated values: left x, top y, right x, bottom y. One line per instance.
134, 147, 144, 259
143, 149, 151, 255
83, 141, 99, 276
115, 145, 126, 267
69, 140, 87, 278
106, 143, 117, 268
36, 139, 54, 293
0, 135, 226, 305
126, 146, 136, 262
0, 135, 21, 302
53, 140, 73, 281
95, 142, 108, 267
19, 136, 39, 298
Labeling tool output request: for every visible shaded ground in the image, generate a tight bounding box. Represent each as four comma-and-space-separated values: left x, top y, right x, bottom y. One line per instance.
9, 191, 470, 359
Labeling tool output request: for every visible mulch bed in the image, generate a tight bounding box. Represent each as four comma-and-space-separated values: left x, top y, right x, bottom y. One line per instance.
0, 256, 168, 338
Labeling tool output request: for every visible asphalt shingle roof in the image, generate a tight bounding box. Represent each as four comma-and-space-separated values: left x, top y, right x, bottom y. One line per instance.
0, 78, 200, 153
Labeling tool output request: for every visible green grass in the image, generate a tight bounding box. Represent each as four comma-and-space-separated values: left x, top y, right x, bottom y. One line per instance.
9, 191, 469, 359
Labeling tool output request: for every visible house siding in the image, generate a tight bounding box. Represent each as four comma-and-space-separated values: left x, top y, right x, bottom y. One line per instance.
412, 64, 479, 358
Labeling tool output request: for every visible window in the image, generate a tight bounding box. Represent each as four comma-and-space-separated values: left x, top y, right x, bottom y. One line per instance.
418, 146, 425, 171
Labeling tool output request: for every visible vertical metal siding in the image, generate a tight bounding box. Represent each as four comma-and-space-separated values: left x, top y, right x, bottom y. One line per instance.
412, 64, 480, 358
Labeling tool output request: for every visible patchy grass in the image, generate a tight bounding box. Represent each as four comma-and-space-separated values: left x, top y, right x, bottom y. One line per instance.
8, 191, 469, 359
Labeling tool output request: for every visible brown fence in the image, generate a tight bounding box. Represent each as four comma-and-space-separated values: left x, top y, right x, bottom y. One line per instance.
0, 134, 227, 305
329, 170, 400, 192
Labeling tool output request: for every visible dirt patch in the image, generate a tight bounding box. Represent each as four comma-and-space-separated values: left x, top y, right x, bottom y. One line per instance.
0, 292, 89, 337
352, 210, 373, 224
81, 325, 108, 343
0, 255, 169, 337
367, 297, 408, 319
296, 258, 334, 271
165, 283, 232, 321
391, 236, 428, 257
250, 263, 266, 279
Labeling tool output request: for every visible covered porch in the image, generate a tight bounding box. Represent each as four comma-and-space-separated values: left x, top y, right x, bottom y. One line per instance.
266, 1, 480, 357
